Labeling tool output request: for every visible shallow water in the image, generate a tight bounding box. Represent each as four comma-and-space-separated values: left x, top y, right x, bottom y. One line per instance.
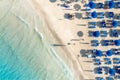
0, 0, 74, 80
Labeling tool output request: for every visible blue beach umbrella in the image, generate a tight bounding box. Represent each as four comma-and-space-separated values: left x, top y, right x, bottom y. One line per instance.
114, 40, 120, 46
117, 70, 120, 74
98, 3, 104, 8
109, 68, 115, 76
96, 50, 103, 57
112, 21, 119, 27
108, 12, 114, 18
88, 2, 96, 9
101, 21, 106, 28
93, 31, 100, 37
109, 1, 115, 8
91, 11, 98, 18
106, 50, 113, 56
117, 2, 120, 8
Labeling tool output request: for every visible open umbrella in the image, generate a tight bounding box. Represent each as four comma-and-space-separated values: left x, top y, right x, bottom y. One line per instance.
117, 2, 120, 8
91, 11, 98, 18
96, 50, 103, 57
98, 3, 104, 8
114, 40, 120, 46
117, 70, 120, 74
88, 2, 96, 9
108, 12, 114, 18
109, 68, 115, 76
106, 50, 113, 56
112, 21, 119, 27
93, 31, 100, 37
109, 1, 115, 8
101, 21, 106, 28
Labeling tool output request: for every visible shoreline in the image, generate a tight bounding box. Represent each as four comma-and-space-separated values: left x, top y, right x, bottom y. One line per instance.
28, 0, 85, 80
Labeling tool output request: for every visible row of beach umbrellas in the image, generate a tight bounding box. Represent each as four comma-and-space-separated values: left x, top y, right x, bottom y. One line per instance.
88, 1, 120, 9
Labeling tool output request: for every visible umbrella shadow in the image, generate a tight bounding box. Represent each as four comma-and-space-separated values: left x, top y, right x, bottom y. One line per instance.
74, 4, 81, 11
75, 13, 82, 19
88, 31, 93, 37
64, 13, 73, 20
77, 31, 83, 37
96, 21, 101, 28
105, 12, 109, 18
49, 0, 57, 3
80, 49, 87, 57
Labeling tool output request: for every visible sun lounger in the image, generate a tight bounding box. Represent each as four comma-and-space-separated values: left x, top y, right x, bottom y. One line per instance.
89, 22, 97, 28
89, 26, 96, 28
91, 40, 99, 46
105, 61, 112, 65
104, 58, 111, 61
113, 58, 120, 61
96, 77, 104, 80
101, 31, 108, 37
106, 77, 114, 80
98, 12, 104, 18
115, 75, 120, 79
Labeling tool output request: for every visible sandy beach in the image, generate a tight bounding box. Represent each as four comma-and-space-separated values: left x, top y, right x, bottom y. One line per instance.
28, 0, 120, 80
28, 0, 87, 80
0, 0, 119, 80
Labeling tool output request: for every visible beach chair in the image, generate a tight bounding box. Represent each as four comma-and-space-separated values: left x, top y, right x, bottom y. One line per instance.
86, 16, 92, 19
104, 58, 111, 61
94, 59, 101, 65
96, 77, 104, 80
118, 21, 120, 26
115, 75, 120, 79
89, 26, 96, 28
113, 61, 120, 64
91, 40, 99, 46
101, 31, 108, 37
86, 7, 91, 11
113, 58, 120, 64
106, 77, 114, 80
98, 12, 104, 18
105, 61, 112, 65
102, 40, 109, 46
100, 21, 106, 28
89, 22, 97, 28
90, 22, 97, 25
111, 30, 119, 37
113, 58, 120, 60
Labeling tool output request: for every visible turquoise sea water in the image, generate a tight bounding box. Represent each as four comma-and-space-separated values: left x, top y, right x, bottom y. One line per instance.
0, 0, 74, 80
